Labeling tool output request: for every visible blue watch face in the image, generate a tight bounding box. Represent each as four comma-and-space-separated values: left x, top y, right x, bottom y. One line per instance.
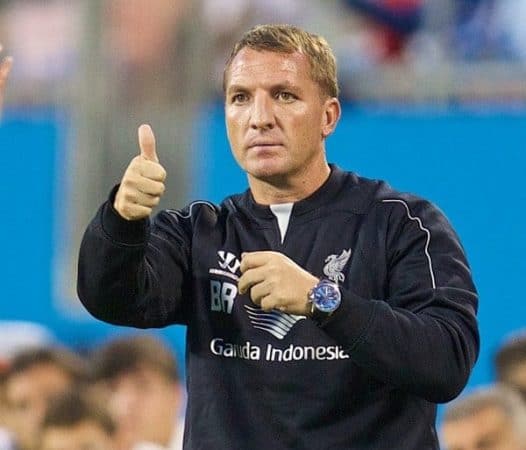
312, 280, 341, 313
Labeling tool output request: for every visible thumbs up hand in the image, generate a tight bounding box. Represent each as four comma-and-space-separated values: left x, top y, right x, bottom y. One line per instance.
114, 124, 167, 220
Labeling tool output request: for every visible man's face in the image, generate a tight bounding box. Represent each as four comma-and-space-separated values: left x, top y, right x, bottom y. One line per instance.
40, 421, 115, 450
5, 364, 72, 450
107, 365, 181, 447
224, 48, 339, 186
441, 405, 524, 450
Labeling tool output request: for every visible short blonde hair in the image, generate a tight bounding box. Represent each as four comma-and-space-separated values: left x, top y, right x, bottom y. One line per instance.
223, 24, 339, 99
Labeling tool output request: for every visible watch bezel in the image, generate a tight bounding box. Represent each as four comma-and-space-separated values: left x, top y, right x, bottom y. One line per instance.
308, 279, 341, 314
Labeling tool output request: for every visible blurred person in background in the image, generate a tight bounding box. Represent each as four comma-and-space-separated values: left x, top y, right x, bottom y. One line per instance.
0, 321, 55, 450
440, 384, 526, 450
89, 0, 194, 202
3, 347, 88, 450
452, 0, 502, 60
495, 332, 526, 402
39, 389, 116, 450
103, 0, 188, 106
91, 335, 184, 450
493, 0, 526, 61
0, 43, 12, 116
334, 0, 427, 100
0, 321, 56, 372
201, 0, 346, 95
341, 0, 424, 62
1, 0, 82, 96
448, 0, 526, 62
78, 24, 479, 449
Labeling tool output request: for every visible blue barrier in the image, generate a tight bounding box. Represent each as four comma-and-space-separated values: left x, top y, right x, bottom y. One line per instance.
1, 103, 525, 391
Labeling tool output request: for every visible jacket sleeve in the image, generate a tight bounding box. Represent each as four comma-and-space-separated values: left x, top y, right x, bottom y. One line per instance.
320, 196, 479, 403
77, 190, 194, 328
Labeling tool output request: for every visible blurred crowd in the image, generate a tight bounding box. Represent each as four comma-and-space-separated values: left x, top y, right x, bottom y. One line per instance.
0, 322, 525, 449
0, 326, 185, 450
441, 331, 526, 450
0, 0, 525, 105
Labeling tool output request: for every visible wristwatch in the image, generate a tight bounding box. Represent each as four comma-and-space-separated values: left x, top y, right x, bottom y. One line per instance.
308, 279, 341, 324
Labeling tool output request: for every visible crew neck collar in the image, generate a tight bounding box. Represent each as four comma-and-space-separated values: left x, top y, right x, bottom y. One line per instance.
238, 164, 345, 219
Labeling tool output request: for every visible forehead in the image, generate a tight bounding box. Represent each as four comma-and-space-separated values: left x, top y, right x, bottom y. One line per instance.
226, 48, 313, 90
7, 364, 71, 394
442, 406, 511, 442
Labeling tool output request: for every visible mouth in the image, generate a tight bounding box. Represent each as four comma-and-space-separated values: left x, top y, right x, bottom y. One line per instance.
247, 142, 283, 150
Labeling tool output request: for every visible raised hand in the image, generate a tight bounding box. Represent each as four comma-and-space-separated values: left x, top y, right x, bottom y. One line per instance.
113, 124, 167, 220
238, 251, 319, 315
0, 44, 13, 114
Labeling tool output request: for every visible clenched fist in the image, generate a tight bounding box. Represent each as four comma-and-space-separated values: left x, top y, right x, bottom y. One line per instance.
238, 251, 319, 316
114, 124, 167, 220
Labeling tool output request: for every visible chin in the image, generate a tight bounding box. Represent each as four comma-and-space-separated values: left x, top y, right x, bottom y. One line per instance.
245, 157, 289, 179
248, 166, 287, 182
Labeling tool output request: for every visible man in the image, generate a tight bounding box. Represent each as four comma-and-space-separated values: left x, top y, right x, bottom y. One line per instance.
78, 24, 479, 449
90, 335, 184, 450
0, 44, 13, 116
4, 347, 87, 450
39, 389, 116, 450
495, 332, 526, 402
440, 384, 526, 450
0, 321, 55, 450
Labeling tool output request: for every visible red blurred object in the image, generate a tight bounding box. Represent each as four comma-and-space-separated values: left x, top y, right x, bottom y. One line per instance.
384, 0, 422, 9
348, 0, 424, 61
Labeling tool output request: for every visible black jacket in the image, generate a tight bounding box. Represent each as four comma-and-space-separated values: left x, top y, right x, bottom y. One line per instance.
78, 165, 479, 450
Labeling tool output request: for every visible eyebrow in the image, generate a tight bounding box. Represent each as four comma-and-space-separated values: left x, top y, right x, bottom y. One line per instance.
226, 84, 248, 95
226, 81, 301, 95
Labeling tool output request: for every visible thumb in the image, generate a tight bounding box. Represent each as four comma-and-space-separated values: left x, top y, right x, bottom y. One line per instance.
138, 123, 158, 162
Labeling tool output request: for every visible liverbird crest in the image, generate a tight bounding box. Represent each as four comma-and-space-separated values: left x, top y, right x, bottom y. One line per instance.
323, 248, 352, 283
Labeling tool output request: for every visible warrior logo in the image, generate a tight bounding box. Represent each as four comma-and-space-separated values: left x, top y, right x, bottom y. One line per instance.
323, 248, 352, 283
217, 251, 241, 274
209, 251, 241, 313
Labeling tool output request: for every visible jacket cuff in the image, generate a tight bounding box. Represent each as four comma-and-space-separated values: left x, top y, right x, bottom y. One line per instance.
318, 288, 378, 352
100, 185, 150, 245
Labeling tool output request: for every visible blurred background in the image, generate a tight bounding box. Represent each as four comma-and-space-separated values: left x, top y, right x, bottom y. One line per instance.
0, 0, 525, 436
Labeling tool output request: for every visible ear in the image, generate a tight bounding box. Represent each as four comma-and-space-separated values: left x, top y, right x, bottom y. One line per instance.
321, 98, 341, 139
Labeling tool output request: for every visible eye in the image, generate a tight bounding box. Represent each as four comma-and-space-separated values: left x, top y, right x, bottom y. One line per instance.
276, 91, 295, 102
231, 93, 248, 104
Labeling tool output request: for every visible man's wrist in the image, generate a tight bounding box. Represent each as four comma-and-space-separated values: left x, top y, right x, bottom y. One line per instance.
101, 185, 149, 245
307, 279, 342, 325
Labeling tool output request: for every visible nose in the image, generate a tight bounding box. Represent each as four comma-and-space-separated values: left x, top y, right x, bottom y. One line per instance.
250, 93, 275, 130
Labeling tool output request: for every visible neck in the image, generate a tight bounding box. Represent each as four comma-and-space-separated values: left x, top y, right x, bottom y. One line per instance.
248, 161, 331, 205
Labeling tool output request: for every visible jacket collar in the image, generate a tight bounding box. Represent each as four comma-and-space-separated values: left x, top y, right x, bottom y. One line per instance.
235, 164, 347, 219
